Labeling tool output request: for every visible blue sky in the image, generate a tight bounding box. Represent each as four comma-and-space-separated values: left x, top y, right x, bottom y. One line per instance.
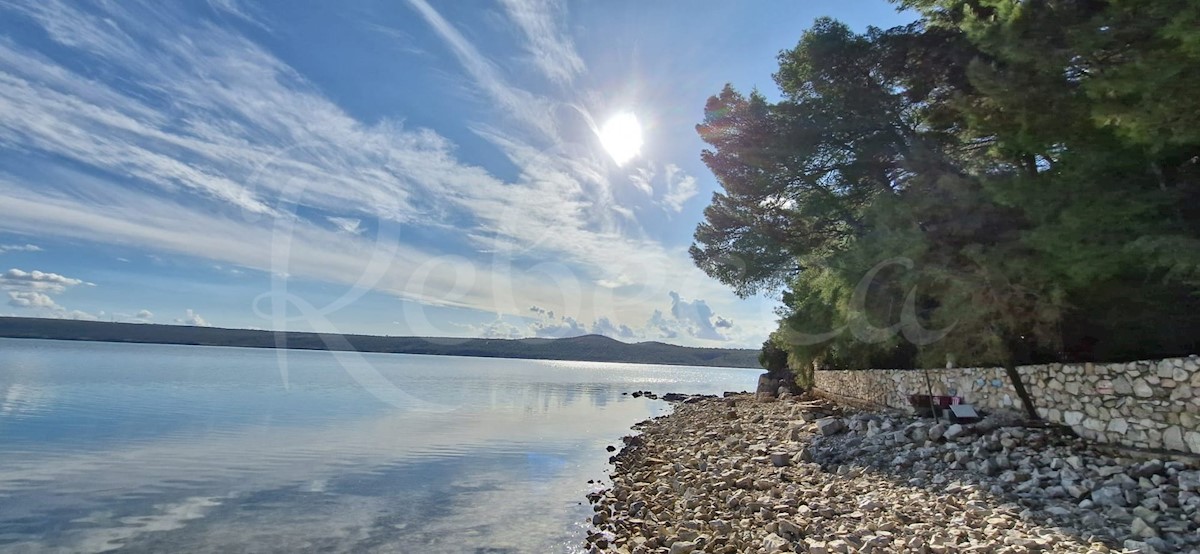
0, 0, 912, 347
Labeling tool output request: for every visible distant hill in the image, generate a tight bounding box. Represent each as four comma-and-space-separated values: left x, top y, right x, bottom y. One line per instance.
0, 317, 762, 369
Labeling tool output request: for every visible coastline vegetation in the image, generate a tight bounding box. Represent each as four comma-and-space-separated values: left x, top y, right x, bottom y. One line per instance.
691, 0, 1200, 411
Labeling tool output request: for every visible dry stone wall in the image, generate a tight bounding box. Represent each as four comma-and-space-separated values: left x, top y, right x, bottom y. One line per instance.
813, 356, 1200, 454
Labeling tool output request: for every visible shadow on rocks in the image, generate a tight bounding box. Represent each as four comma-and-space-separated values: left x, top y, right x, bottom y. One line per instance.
806, 408, 1200, 554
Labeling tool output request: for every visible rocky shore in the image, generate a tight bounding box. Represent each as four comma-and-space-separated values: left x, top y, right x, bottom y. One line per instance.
586, 393, 1200, 554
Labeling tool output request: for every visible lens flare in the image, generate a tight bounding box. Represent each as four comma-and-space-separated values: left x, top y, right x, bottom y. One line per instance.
598, 112, 643, 165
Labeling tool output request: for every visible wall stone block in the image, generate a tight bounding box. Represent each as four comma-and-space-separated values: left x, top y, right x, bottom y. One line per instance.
813, 356, 1199, 453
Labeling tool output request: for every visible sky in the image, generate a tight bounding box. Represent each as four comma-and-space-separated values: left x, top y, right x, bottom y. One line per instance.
0, 0, 913, 347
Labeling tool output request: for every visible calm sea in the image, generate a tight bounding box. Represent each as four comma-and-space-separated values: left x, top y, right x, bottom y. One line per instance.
0, 338, 758, 553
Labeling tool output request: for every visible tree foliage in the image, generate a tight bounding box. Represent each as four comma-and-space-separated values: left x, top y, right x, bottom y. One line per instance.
697, 1, 1200, 415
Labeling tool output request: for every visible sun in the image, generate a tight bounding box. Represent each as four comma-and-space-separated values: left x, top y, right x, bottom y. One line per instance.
598, 112, 643, 165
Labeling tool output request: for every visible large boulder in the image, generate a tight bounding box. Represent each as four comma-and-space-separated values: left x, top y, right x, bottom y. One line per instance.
757, 374, 780, 396
816, 417, 847, 436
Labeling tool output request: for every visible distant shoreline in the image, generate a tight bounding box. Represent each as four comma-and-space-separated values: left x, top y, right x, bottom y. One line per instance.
0, 317, 762, 369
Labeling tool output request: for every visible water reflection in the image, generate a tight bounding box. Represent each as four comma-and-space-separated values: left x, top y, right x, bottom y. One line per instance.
0, 339, 757, 553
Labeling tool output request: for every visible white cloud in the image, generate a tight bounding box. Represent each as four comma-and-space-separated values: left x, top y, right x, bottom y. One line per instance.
0, 243, 41, 253
1, 268, 87, 293
591, 316, 635, 339
1, 266, 97, 319
405, 0, 557, 140
623, 163, 699, 212
498, 0, 584, 86
662, 163, 699, 212
471, 317, 526, 340
176, 309, 210, 327
668, 290, 728, 341
474, 292, 735, 343
136, 309, 153, 319
530, 313, 588, 338
0, 0, 771, 346
7, 290, 58, 308
205, 0, 267, 29
64, 310, 99, 321
629, 167, 655, 196
326, 216, 364, 235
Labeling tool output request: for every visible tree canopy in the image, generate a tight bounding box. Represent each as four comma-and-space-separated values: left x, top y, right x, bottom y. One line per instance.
693, 0, 1200, 391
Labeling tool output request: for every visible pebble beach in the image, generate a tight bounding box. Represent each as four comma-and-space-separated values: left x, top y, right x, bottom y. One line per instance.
585, 393, 1200, 554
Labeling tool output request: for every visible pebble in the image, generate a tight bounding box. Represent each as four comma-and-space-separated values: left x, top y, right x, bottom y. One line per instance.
586, 393, 1200, 553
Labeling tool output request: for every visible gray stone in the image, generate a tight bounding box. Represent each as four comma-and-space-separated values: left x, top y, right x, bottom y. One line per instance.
1173, 366, 1189, 382
628, 500, 646, 516
1186, 430, 1200, 454
1163, 426, 1186, 452
760, 533, 788, 552
1124, 539, 1160, 554
669, 541, 698, 554
777, 519, 804, 541
1131, 517, 1158, 539
1091, 486, 1128, 507
1132, 460, 1164, 479
816, 417, 846, 436
1132, 378, 1154, 398
800, 411, 823, 422
769, 452, 790, 467
943, 424, 966, 440
1107, 418, 1129, 434
1178, 471, 1200, 492
1063, 411, 1084, 426
1183, 412, 1197, 429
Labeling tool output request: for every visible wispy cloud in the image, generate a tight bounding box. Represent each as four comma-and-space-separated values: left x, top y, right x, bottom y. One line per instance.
0, 0, 763, 345
326, 217, 365, 235
498, 0, 584, 86
0, 243, 41, 253
662, 163, 699, 212
205, 0, 267, 29
405, 0, 557, 140
625, 163, 700, 212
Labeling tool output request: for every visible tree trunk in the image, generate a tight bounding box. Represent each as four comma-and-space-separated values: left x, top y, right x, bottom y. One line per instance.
1004, 361, 1041, 421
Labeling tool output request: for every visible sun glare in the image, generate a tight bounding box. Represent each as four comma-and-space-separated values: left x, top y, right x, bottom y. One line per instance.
598, 112, 643, 165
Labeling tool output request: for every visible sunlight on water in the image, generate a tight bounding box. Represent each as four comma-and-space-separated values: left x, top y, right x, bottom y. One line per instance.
0, 338, 758, 553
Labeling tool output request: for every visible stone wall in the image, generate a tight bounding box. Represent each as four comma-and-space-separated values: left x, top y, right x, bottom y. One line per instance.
813, 356, 1200, 454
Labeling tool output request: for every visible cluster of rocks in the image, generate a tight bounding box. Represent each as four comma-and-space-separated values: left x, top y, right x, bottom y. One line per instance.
626, 391, 722, 403
585, 393, 1200, 554
815, 356, 1200, 454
